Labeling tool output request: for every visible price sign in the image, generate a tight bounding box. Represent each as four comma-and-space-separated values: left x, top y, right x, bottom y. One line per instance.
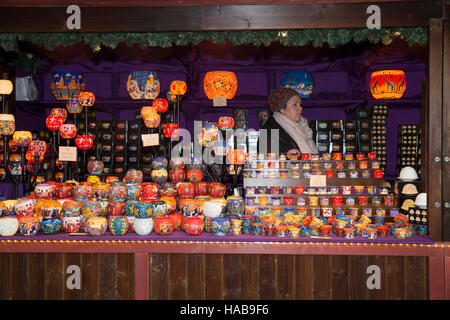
142, 133, 159, 147
213, 96, 227, 107
310, 174, 327, 187
59, 146, 77, 162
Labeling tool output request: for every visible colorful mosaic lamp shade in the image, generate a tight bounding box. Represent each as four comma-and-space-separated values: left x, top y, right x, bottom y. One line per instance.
59, 124, 77, 139
46, 115, 65, 131
127, 71, 160, 100
170, 80, 187, 95
280, 71, 314, 99
0, 114, 15, 136
163, 123, 180, 138
12, 131, 32, 148
0, 80, 13, 95
66, 99, 83, 114
152, 98, 169, 113
78, 91, 95, 107
76, 135, 93, 150
203, 71, 238, 100
370, 70, 406, 99
50, 108, 68, 122
50, 71, 85, 101
29, 140, 48, 157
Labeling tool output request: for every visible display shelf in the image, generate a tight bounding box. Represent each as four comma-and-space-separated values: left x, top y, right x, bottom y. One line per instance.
244, 177, 385, 187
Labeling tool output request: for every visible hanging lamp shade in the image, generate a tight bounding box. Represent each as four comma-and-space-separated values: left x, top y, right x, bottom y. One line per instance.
170, 80, 187, 95
127, 71, 160, 100
66, 99, 83, 114
369, 70, 406, 99
163, 123, 180, 138
46, 115, 64, 130
280, 71, 314, 99
203, 71, 238, 100
12, 131, 32, 148
59, 124, 77, 139
30, 140, 48, 157
152, 98, 169, 113
76, 135, 93, 150
140, 106, 158, 120
0, 114, 15, 136
0, 80, 13, 95
50, 71, 85, 100
50, 108, 68, 122
78, 91, 95, 106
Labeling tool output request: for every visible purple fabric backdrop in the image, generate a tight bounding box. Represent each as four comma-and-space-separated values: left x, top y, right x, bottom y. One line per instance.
14, 40, 427, 180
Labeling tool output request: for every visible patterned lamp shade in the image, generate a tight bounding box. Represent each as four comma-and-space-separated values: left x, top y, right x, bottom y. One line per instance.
50, 108, 68, 122
59, 124, 77, 139
170, 81, 187, 95
78, 91, 95, 107
50, 71, 85, 101
76, 135, 93, 150
0, 114, 16, 136
227, 149, 245, 165
26, 149, 44, 163
127, 71, 160, 100
370, 70, 406, 99
143, 113, 161, 128
280, 71, 314, 99
218, 117, 234, 131
66, 99, 83, 114
12, 131, 32, 148
152, 98, 169, 113
29, 140, 48, 157
163, 123, 180, 138
0, 80, 13, 95
203, 71, 238, 100
140, 106, 157, 120
46, 115, 64, 130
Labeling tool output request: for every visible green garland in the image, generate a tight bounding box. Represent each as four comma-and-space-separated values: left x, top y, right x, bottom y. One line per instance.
0, 27, 428, 73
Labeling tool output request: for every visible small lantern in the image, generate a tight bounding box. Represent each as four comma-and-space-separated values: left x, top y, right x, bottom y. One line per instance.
170, 80, 187, 95
0, 80, 14, 95
12, 131, 32, 148
30, 140, 47, 157
163, 123, 180, 138
127, 71, 160, 100
203, 71, 238, 100
218, 117, 234, 131
0, 114, 15, 136
66, 99, 83, 114
143, 113, 161, 129
76, 135, 93, 150
50, 71, 85, 101
50, 108, 68, 122
46, 115, 64, 130
140, 106, 158, 120
370, 70, 406, 99
59, 123, 77, 139
227, 149, 245, 165
78, 91, 95, 107
26, 149, 44, 163
152, 98, 169, 113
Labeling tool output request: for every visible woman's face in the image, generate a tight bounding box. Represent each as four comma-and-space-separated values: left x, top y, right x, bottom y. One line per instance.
280, 95, 302, 122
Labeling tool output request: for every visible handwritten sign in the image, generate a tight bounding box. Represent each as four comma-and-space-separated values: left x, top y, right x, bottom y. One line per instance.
142, 133, 159, 147
213, 96, 227, 107
59, 146, 77, 162
309, 174, 327, 187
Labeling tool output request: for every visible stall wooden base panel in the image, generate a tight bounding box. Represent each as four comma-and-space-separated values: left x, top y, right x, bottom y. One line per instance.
0, 236, 447, 300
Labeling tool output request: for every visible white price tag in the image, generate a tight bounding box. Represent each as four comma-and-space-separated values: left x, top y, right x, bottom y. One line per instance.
142, 133, 159, 147
310, 174, 327, 187
59, 146, 77, 162
213, 96, 227, 107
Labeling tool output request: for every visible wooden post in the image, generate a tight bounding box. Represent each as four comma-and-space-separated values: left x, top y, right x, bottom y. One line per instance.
134, 252, 149, 300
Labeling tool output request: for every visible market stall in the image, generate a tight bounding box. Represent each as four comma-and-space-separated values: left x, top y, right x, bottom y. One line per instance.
0, 0, 448, 300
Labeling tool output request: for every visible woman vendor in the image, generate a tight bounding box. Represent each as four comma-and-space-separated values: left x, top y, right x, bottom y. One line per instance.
261, 87, 318, 158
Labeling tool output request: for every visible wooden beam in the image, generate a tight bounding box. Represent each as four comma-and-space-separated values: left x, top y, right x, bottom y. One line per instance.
0, 1, 442, 33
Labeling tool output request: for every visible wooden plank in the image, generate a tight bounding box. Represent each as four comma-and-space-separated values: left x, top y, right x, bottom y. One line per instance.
168, 253, 188, 299
347, 256, 368, 300
313, 255, 332, 299
134, 253, 149, 300
366, 255, 386, 300
404, 256, 428, 299
45, 253, 64, 300
116, 253, 133, 300
0, 2, 441, 33
205, 254, 224, 299
97, 253, 118, 299
0, 254, 12, 299
223, 254, 242, 300
429, 256, 446, 299
80, 253, 99, 299
384, 256, 405, 299
187, 254, 206, 299
240, 254, 260, 299
428, 19, 444, 241
149, 253, 169, 300
295, 255, 314, 299
63, 253, 82, 300
275, 254, 295, 300
330, 255, 349, 299
28, 253, 46, 300
259, 254, 277, 300
11, 253, 28, 299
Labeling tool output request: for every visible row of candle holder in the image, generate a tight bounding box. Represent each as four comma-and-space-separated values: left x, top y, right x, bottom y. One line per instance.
245, 159, 382, 170
253, 152, 377, 161
246, 194, 395, 207
244, 206, 399, 218
244, 169, 384, 179
245, 185, 391, 196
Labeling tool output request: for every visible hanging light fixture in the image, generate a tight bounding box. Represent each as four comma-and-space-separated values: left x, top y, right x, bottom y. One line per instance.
203, 71, 238, 100
370, 70, 406, 99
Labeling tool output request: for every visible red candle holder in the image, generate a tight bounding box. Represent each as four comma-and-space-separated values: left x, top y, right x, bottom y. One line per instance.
325, 170, 334, 178
333, 153, 342, 160
332, 196, 343, 206
301, 153, 310, 160
374, 170, 384, 178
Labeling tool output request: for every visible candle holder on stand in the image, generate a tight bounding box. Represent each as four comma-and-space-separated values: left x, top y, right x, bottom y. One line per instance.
77, 91, 95, 180
12, 131, 32, 195
59, 123, 77, 181
66, 98, 83, 180
27, 140, 48, 193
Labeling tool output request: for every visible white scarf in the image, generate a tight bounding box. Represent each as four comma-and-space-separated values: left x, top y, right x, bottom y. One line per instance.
273, 111, 318, 154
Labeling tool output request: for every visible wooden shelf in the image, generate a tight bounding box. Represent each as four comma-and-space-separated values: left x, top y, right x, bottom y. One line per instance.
244, 178, 386, 187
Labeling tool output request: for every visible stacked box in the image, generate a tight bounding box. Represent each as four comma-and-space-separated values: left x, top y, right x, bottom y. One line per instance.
356, 108, 372, 154
370, 105, 388, 168
343, 120, 357, 154
396, 124, 422, 177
